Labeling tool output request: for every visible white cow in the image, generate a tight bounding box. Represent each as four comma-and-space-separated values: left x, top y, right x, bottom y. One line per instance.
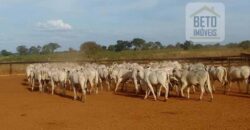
208, 66, 228, 92
97, 65, 110, 91
30, 64, 49, 92
173, 69, 213, 101
114, 67, 139, 94
69, 70, 87, 102
49, 68, 68, 95
137, 67, 170, 101
226, 66, 250, 93
81, 67, 99, 94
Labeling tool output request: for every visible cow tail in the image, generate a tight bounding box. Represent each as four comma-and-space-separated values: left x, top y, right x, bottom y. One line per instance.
206, 72, 212, 92
223, 68, 228, 83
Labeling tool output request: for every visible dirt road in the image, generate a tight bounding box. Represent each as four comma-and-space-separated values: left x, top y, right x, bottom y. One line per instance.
0, 75, 249, 130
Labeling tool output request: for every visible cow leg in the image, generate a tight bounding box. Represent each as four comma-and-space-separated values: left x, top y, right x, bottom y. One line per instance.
180, 82, 187, 97
80, 83, 86, 102
207, 83, 213, 101
99, 78, 103, 91
51, 80, 55, 95
163, 84, 169, 101
114, 78, 122, 93
43, 80, 47, 92
192, 85, 196, 93
211, 80, 216, 92
27, 77, 30, 85
89, 81, 94, 94
95, 83, 99, 94
145, 87, 152, 99
187, 87, 190, 99
61, 82, 66, 95
244, 79, 248, 94
147, 82, 157, 101
133, 78, 139, 94
199, 85, 205, 100
144, 87, 150, 99
106, 80, 110, 91
173, 84, 179, 96
237, 81, 241, 93
72, 84, 77, 100
31, 79, 35, 91
39, 80, 43, 92
157, 85, 162, 98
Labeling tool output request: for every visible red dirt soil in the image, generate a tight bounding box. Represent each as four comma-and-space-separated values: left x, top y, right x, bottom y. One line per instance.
0, 75, 250, 130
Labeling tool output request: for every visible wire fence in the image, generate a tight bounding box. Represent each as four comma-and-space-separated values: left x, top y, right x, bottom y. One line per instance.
0, 54, 249, 75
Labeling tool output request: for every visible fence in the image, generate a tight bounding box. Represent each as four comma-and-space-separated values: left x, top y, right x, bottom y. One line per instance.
0, 54, 249, 75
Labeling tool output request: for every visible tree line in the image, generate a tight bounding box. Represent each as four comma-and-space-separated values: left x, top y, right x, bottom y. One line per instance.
1, 43, 60, 56
1, 38, 250, 56
79, 38, 250, 53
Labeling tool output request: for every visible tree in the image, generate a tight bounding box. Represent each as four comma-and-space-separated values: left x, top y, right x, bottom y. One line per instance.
175, 42, 182, 49
181, 40, 194, 50
131, 38, 146, 50
29, 46, 41, 54
166, 44, 175, 49
108, 45, 116, 51
226, 42, 238, 48
143, 41, 163, 50
16, 45, 28, 55
155, 41, 163, 49
142, 42, 152, 50
0, 50, 12, 56
101, 45, 107, 50
68, 47, 77, 52
116, 40, 132, 51
42, 43, 60, 54
193, 44, 203, 49
238, 40, 250, 49
80, 41, 102, 58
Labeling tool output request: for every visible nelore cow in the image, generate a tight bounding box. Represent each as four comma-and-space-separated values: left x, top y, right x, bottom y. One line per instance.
226, 66, 250, 94
173, 68, 213, 101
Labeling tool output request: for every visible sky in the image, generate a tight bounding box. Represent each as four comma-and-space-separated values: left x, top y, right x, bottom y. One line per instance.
0, 0, 249, 52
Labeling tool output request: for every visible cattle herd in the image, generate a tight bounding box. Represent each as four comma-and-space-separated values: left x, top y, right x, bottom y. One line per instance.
25, 61, 250, 102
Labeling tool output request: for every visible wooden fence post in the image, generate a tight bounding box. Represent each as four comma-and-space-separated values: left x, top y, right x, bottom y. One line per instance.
227, 57, 231, 68
210, 58, 214, 65
248, 57, 250, 66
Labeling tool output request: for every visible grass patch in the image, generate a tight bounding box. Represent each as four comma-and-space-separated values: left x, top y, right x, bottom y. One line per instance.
0, 47, 248, 62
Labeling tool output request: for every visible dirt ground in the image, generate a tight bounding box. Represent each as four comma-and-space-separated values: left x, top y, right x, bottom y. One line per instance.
0, 75, 250, 130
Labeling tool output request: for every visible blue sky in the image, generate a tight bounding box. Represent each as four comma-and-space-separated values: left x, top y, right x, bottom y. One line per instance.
0, 0, 249, 52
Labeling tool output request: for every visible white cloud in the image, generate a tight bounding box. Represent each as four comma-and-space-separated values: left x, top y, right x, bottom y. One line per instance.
36, 19, 72, 31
